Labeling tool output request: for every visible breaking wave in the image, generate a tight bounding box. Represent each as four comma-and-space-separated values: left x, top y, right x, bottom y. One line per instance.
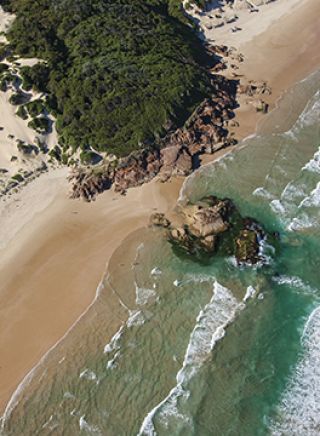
270, 306, 320, 435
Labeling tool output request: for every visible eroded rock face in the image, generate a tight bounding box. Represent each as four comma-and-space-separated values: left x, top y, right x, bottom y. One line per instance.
150, 195, 268, 265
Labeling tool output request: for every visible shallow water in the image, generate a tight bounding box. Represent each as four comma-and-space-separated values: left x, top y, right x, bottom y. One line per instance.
1, 70, 320, 436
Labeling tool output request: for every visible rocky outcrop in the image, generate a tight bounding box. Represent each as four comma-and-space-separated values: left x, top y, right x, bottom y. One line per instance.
238, 80, 272, 97
68, 74, 238, 200
113, 149, 161, 193
157, 79, 238, 181
149, 213, 171, 228
150, 196, 268, 265
68, 167, 113, 201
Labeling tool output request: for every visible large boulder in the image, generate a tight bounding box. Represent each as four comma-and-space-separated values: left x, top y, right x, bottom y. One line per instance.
150, 195, 269, 264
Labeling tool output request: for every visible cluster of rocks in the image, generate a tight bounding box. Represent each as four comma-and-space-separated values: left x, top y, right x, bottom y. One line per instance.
238, 79, 272, 113
238, 80, 271, 96
113, 149, 161, 193
68, 75, 238, 200
158, 87, 237, 180
150, 196, 268, 265
68, 167, 112, 201
209, 44, 245, 73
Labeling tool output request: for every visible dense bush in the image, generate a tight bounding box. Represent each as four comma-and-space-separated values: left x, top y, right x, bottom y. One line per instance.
2, 0, 212, 156
80, 150, 102, 165
19, 64, 50, 93
27, 116, 50, 134
0, 62, 9, 74
16, 105, 28, 119
9, 91, 27, 105
25, 99, 46, 117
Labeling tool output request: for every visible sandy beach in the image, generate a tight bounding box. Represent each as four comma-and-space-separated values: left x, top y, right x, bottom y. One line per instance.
1, 0, 320, 416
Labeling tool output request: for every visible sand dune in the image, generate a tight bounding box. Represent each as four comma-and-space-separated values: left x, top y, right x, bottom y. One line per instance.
0, 7, 57, 185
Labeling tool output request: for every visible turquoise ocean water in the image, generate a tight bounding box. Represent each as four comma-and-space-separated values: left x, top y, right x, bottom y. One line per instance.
1, 69, 320, 435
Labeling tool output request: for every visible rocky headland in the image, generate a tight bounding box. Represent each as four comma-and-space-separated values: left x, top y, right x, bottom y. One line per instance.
68, 73, 240, 201
150, 195, 270, 265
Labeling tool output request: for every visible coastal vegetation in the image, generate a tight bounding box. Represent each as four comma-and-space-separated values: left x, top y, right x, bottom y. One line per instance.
1, 0, 212, 157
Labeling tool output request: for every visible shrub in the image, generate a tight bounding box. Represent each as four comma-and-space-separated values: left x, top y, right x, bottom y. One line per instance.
11, 173, 24, 182
3, 0, 212, 157
25, 99, 46, 117
28, 117, 51, 134
0, 63, 9, 75
9, 92, 28, 105
16, 105, 28, 120
80, 150, 102, 165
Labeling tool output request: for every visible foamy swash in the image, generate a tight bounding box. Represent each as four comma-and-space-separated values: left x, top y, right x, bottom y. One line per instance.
271, 306, 320, 435
138, 282, 256, 435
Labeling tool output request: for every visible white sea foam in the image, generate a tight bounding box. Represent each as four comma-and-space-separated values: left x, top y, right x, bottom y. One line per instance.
243, 286, 257, 302
104, 325, 124, 354
298, 182, 320, 208
298, 91, 320, 128
285, 89, 320, 139
287, 214, 317, 232
41, 414, 59, 431
138, 281, 245, 435
79, 415, 102, 435
106, 351, 121, 370
226, 256, 238, 267
281, 183, 307, 203
79, 369, 99, 384
258, 239, 274, 266
270, 306, 320, 435
281, 182, 320, 231
127, 310, 145, 328
252, 187, 275, 201
270, 199, 287, 216
150, 267, 162, 277
135, 283, 157, 306
63, 392, 75, 399
272, 275, 317, 295
303, 148, 320, 174
172, 274, 213, 288
184, 273, 214, 284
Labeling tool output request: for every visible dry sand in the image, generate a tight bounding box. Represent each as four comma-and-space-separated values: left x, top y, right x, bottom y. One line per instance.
191, 0, 303, 48
196, 0, 320, 140
1, 0, 320, 416
234, 0, 320, 138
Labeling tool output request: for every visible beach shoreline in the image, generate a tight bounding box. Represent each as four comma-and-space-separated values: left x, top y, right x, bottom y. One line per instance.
1, 0, 320, 416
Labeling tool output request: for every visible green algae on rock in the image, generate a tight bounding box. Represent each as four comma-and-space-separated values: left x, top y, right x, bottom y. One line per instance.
150, 195, 270, 265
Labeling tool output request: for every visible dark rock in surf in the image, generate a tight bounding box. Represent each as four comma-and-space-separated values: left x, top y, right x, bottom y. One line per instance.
151, 195, 268, 265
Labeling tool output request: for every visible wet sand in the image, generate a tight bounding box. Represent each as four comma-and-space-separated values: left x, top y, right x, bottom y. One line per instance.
0, 172, 182, 412
1, 0, 320, 416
